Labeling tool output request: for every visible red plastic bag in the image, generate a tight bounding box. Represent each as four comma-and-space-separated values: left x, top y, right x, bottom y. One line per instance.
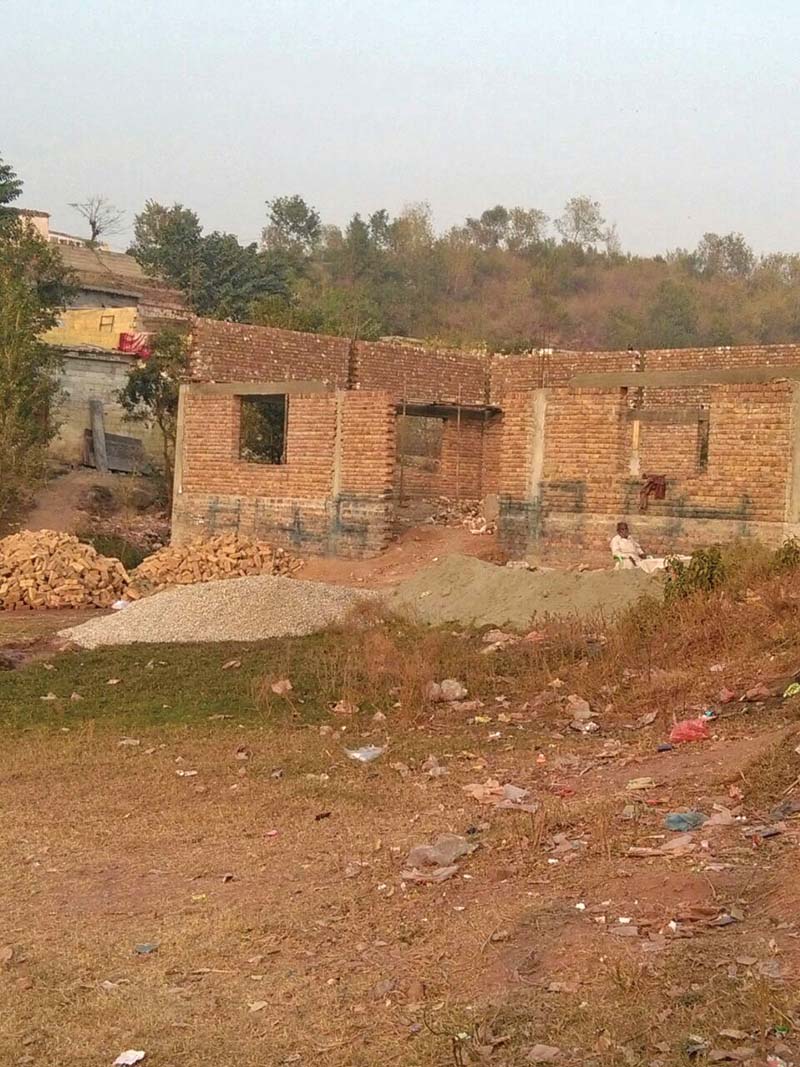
669, 717, 710, 744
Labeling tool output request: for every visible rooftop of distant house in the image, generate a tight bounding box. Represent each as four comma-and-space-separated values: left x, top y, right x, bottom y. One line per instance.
11, 207, 186, 311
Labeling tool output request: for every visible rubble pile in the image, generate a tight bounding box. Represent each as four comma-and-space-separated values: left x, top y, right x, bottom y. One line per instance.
427, 497, 496, 535
0, 530, 128, 609
127, 533, 302, 599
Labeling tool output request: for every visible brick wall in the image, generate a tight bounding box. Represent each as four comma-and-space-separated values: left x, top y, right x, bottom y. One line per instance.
354, 339, 488, 405
495, 379, 798, 559
189, 318, 351, 385
173, 387, 395, 557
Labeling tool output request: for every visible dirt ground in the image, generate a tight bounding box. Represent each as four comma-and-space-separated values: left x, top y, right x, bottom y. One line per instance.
2, 574, 800, 1067
301, 524, 502, 588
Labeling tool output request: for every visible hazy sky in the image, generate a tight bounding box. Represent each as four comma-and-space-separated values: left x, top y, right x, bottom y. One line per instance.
5, 0, 799, 254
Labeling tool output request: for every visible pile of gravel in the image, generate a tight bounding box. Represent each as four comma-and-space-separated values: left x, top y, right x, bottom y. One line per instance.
60, 575, 376, 648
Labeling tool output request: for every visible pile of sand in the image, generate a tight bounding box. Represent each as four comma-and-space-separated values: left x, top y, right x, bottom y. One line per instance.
388, 554, 658, 628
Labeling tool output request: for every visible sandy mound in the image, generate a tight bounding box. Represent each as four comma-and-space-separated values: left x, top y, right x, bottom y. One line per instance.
388, 554, 658, 628
61, 575, 376, 648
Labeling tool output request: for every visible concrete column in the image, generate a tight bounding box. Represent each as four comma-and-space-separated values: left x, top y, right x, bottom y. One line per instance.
786, 382, 800, 525
528, 389, 547, 502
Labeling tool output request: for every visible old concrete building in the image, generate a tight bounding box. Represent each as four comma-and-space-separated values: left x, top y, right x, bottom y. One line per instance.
14, 207, 186, 468
171, 319, 800, 560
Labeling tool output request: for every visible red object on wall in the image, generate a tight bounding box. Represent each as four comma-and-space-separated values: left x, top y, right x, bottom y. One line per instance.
118, 331, 153, 359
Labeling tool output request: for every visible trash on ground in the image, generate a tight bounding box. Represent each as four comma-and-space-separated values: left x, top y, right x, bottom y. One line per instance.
463, 779, 539, 813
481, 629, 518, 653
427, 678, 468, 703
665, 811, 707, 832
118, 737, 140, 748
113, 1053, 145, 1067
626, 777, 656, 791
524, 1044, 561, 1063
332, 699, 358, 716
570, 718, 599, 734
402, 833, 477, 885
111, 599, 130, 611
407, 833, 477, 868
421, 754, 448, 778
627, 710, 658, 729
176, 769, 198, 777
669, 718, 710, 744
344, 745, 386, 763
783, 682, 800, 699
134, 943, 158, 955
566, 694, 592, 720
270, 678, 292, 694
743, 683, 772, 702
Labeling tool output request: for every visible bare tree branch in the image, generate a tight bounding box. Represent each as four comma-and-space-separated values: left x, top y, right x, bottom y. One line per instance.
69, 195, 125, 245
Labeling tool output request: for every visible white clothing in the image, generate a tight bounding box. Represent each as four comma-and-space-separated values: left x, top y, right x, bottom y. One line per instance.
611, 533, 644, 569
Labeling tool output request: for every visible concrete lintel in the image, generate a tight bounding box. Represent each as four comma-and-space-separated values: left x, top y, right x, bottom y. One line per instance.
623, 406, 703, 425
571, 365, 800, 389
187, 379, 333, 397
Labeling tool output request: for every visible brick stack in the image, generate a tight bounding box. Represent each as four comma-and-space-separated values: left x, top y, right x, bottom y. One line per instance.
0, 530, 129, 610
127, 533, 302, 598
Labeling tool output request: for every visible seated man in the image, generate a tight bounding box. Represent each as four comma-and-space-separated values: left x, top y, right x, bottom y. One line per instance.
610, 521, 645, 569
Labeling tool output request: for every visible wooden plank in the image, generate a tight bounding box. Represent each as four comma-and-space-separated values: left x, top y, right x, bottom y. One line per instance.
89, 398, 109, 472
84, 430, 146, 473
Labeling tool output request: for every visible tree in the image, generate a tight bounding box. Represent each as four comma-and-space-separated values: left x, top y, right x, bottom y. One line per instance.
0, 156, 73, 517
465, 205, 510, 249
506, 207, 549, 252
0, 153, 23, 228
555, 195, 607, 248
129, 200, 203, 293
262, 195, 321, 258
117, 329, 188, 495
130, 201, 288, 320
69, 195, 125, 245
692, 232, 755, 278
193, 232, 287, 321
644, 280, 699, 347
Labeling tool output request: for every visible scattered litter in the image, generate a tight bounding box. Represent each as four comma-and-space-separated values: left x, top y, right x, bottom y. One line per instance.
40, 692, 57, 702
626, 777, 656, 791
118, 738, 140, 748
566, 694, 593, 720
134, 943, 158, 955
270, 678, 292, 695
463, 779, 539, 813
783, 682, 800, 699
331, 699, 358, 716
421, 755, 448, 778
402, 833, 477, 884
70, 692, 83, 702
113, 1053, 145, 1067
570, 719, 599, 735
657, 743, 674, 753
176, 769, 198, 777
669, 718, 710, 744
222, 658, 241, 670
107, 678, 122, 686
743, 683, 771, 702
481, 628, 518, 653
525, 1044, 561, 1063
427, 678, 468, 703
718, 1030, 749, 1041
665, 811, 707, 832
248, 1000, 268, 1012
628, 710, 658, 729
344, 745, 386, 763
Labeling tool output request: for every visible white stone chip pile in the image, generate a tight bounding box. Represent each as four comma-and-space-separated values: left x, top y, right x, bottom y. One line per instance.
60, 575, 377, 648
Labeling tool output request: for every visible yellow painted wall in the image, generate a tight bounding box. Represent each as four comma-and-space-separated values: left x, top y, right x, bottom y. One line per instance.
43, 307, 139, 350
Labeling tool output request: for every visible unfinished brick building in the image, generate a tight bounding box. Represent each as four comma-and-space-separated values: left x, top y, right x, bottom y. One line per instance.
173, 319, 800, 560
